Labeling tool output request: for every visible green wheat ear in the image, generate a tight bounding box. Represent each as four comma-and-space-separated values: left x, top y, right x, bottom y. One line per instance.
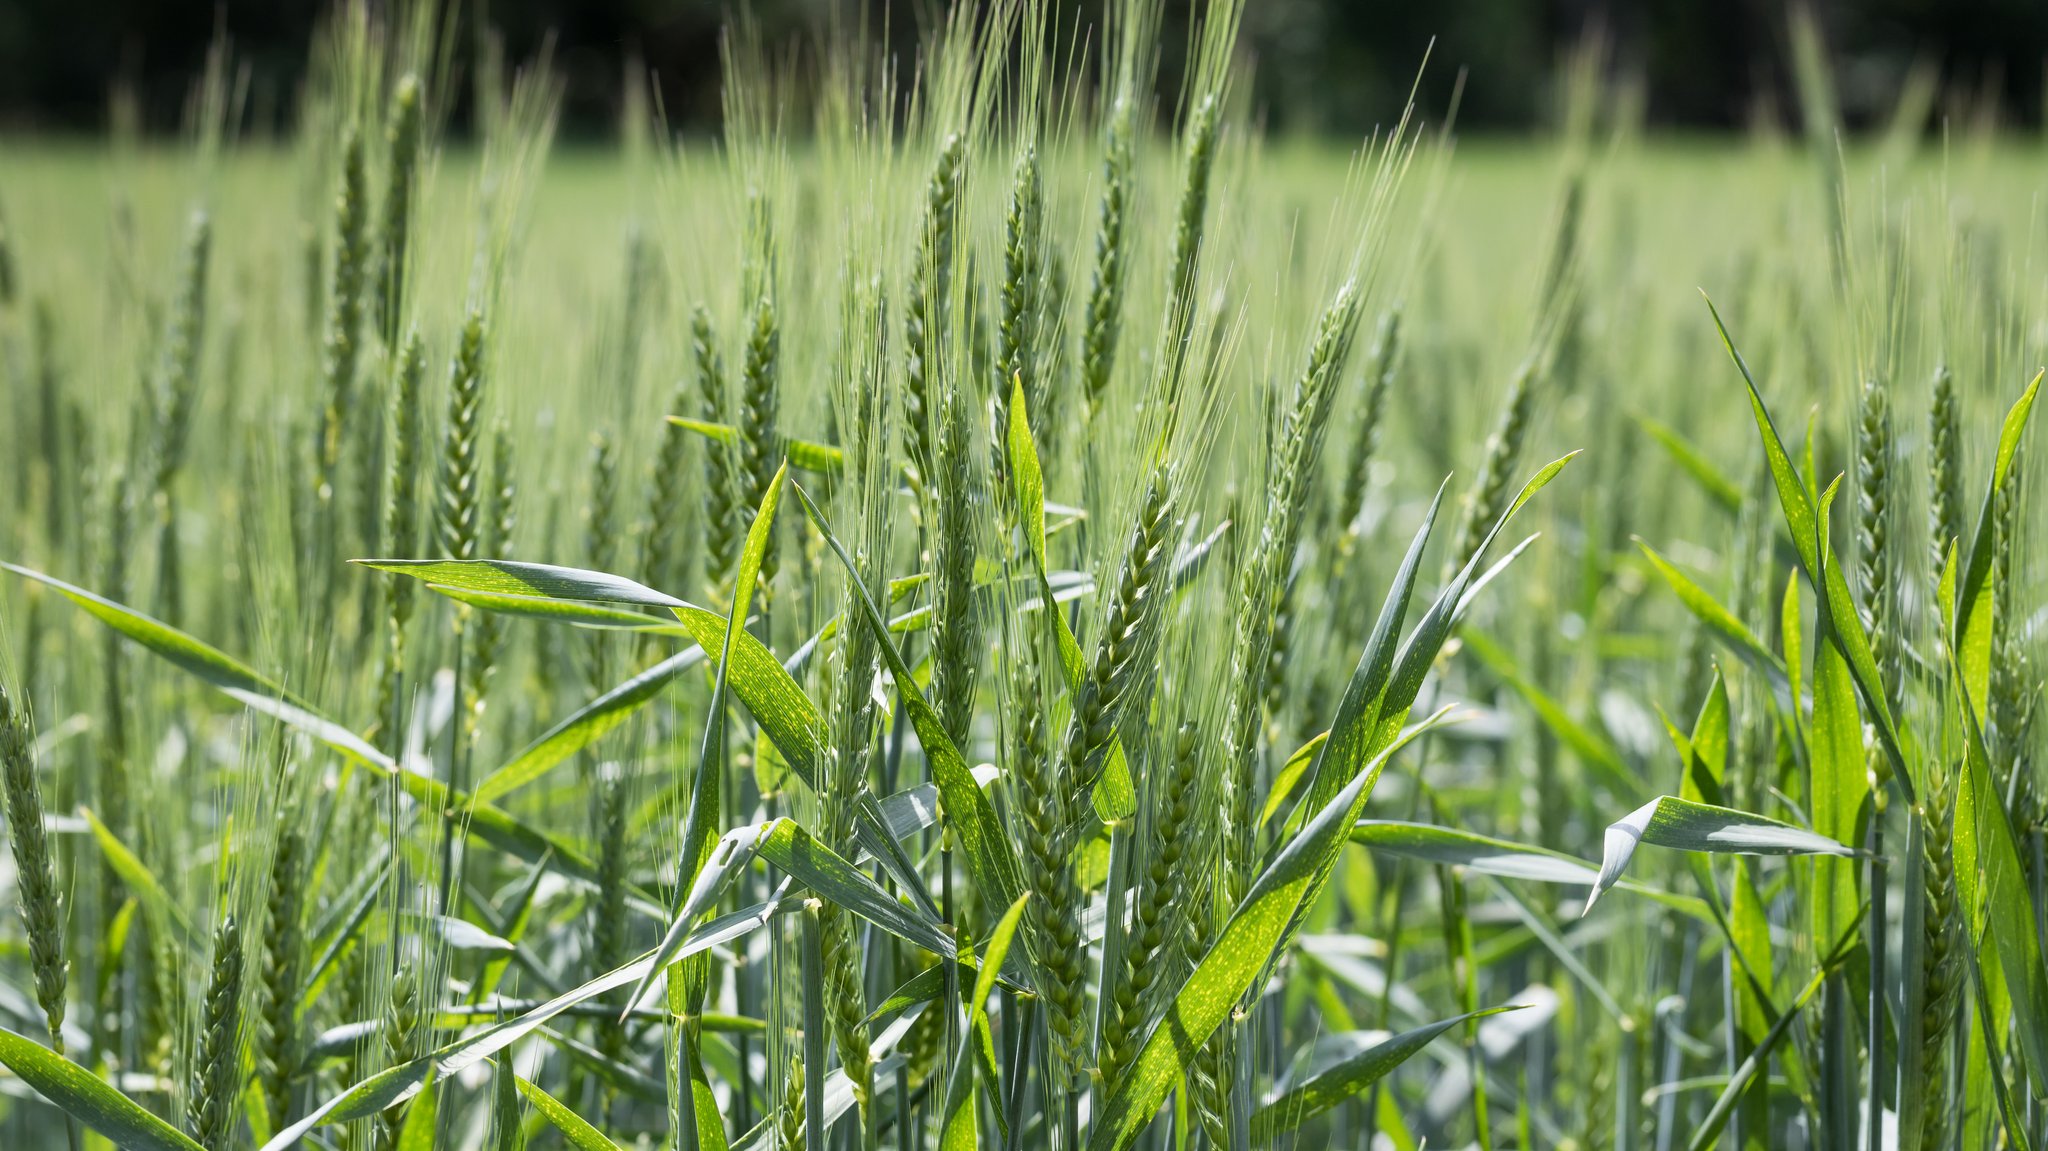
1083, 102, 1135, 421
436, 307, 488, 563
1917, 754, 1961, 1151
1928, 363, 1962, 585
319, 124, 372, 490
190, 914, 244, 1151
994, 142, 1046, 499
1854, 376, 1896, 709
375, 73, 423, 350
1, 682, 66, 1053
903, 132, 964, 500
378, 960, 421, 1151
257, 824, 305, 1132
692, 302, 741, 593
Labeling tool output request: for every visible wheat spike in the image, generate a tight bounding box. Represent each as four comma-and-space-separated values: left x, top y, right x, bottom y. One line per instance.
1, 682, 66, 1052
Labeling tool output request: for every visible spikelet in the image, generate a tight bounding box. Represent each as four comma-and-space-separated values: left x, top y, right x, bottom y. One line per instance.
1101, 717, 1207, 1086
319, 126, 372, 488
374, 74, 422, 349
927, 370, 982, 746
1451, 355, 1539, 573
1928, 364, 1963, 583
258, 824, 305, 1131
376, 331, 427, 747
376, 961, 421, 1151
592, 770, 630, 1061
693, 304, 741, 593
993, 144, 1046, 497
150, 210, 213, 625
1988, 446, 2034, 811
1, 682, 66, 1051
189, 915, 244, 1151
436, 308, 487, 563
776, 1041, 807, 1151
737, 290, 781, 596
1336, 306, 1401, 538
580, 429, 619, 694
902, 133, 964, 498
1221, 282, 1364, 902
468, 419, 518, 728
1854, 377, 1897, 711
1066, 461, 1176, 805
1082, 104, 1134, 419
641, 372, 695, 598
1161, 94, 1220, 385
1917, 756, 1962, 1151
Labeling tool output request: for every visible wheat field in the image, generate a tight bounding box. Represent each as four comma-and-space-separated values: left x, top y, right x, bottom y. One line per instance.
0, 3, 2045, 1150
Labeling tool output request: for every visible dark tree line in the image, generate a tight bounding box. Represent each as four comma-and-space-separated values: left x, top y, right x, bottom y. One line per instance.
2, 0, 2044, 136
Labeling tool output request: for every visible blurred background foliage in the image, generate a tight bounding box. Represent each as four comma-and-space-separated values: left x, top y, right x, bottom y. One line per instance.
2, 0, 2047, 138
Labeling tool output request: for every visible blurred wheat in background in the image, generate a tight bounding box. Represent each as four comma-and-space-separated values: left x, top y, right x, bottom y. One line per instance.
0, 2, 2046, 1149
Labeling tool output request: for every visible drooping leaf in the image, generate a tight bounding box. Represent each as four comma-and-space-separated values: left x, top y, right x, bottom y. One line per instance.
6, 563, 610, 890
353, 558, 687, 607
0, 1027, 206, 1151
667, 416, 844, 475
1584, 795, 1853, 915
516, 1072, 623, 1150
1249, 1008, 1519, 1141
264, 895, 788, 1151
1636, 413, 1744, 512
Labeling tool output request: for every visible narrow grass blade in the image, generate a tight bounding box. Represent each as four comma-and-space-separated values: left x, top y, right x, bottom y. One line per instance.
1006, 373, 1137, 820
1953, 370, 2042, 721
940, 893, 1030, 1150
1636, 413, 1743, 512
1950, 656, 2048, 1098
481, 643, 709, 802
628, 462, 787, 1014
1702, 295, 1910, 796
1086, 708, 1452, 1151
1248, 1007, 1518, 1140
1634, 541, 1791, 705
265, 895, 787, 1150
1461, 627, 1640, 794
790, 477, 1024, 913
667, 416, 843, 475
1684, 919, 1862, 1151
516, 1072, 622, 1149
0, 1027, 205, 1151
